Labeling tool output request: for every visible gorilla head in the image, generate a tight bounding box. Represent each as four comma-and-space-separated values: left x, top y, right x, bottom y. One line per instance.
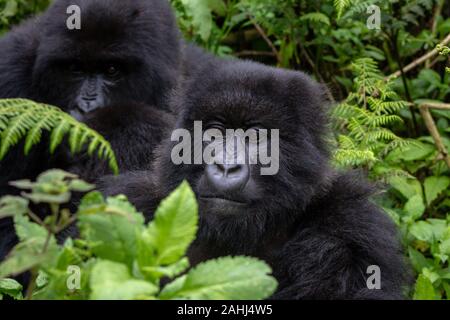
154, 60, 333, 252
31, 0, 180, 118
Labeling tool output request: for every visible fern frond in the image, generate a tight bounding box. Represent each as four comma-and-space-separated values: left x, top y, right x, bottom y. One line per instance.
334, 0, 352, 19
0, 99, 119, 174
333, 148, 376, 167
299, 13, 330, 25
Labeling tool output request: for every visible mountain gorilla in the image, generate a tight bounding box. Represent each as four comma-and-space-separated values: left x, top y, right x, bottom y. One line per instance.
0, 0, 180, 191
0, 0, 183, 261
100, 60, 410, 299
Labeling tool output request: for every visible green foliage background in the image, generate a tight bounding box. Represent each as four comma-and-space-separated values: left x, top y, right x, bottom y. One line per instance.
1, 0, 450, 299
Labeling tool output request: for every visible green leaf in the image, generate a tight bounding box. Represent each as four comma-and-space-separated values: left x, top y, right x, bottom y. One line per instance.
14, 214, 49, 242
0, 214, 59, 278
0, 240, 58, 278
137, 181, 198, 269
181, 0, 213, 41
413, 274, 439, 300
408, 247, 432, 273
90, 260, 158, 300
388, 176, 423, 199
334, 0, 351, 19
68, 179, 95, 192
141, 257, 190, 280
0, 99, 118, 174
424, 176, 450, 206
403, 194, 425, 220
299, 13, 330, 25
391, 141, 435, 161
410, 221, 434, 243
159, 256, 277, 300
78, 193, 145, 267
0, 279, 23, 300
0, 196, 29, 218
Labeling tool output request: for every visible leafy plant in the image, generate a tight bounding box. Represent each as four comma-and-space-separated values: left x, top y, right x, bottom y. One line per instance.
0, 99, 118, 174
332, 58, 410, 171
0, 170, 278, 300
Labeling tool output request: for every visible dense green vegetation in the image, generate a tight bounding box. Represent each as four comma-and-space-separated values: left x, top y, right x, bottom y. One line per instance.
0, 0, 450, 299
0, 170, 277, 299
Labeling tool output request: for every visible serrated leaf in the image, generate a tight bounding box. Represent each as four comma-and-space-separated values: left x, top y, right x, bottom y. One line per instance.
413, 274, 439, 300
137, 181, 198, 270
90, 260, 158, 300
410, 221, 434, 243
404, 194, 425, 220
78, 194, 145, 267
389, 176, 423, 199
141, 257, 190, 280
408, 247, 432, 273
424, 176, 450, 206
0, 279, 23, 300
159, 256, 277, 300
181, 0, 213, 41
0, 196, 29, 218
68, 179, 95, 192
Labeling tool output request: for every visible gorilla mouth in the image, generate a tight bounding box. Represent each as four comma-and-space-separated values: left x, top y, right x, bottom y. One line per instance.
199, 195, 248, 205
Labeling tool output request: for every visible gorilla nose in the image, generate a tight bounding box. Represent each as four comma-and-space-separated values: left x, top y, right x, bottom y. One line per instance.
205, 163, 250, 192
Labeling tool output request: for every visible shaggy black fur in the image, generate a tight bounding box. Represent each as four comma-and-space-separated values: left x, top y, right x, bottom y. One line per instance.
100, 60, 411, 299
0, 0, 180, 261
0, 0, 180, 190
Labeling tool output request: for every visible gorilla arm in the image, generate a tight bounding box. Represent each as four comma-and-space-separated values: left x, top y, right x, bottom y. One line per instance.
272, 173, 410, 300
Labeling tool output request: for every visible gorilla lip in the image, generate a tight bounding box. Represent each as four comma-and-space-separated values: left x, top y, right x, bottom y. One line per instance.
199, 195, 247, 205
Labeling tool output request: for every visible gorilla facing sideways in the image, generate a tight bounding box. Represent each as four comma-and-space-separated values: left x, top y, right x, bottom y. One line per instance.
0, 0, 181, 189
100, 60, 410, 300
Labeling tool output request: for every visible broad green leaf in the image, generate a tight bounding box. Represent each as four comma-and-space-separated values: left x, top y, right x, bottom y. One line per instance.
68, 179, 95, 192
424, 176, 450, 206
428, 219, 447, 240
141, 257, 190, 280
408, 247, 432, 273
159, 256, 277, 300
410, 221, 434, 243
90, 260, 158, 300
0, 196, 29, 218
0, 214, 59, 278
413, 274, 439, 300
181, 0, 213, 41
0, 240, 58, 278
0, 279, 23, 300
388, 176, 422, 199
14, 213, 49, 242
137, 181, 198, 270
78, 194, 145, 267
440, 239, 450, 256
403, 194, 425, 220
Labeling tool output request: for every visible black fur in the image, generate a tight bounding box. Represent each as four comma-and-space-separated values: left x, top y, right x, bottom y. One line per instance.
0, 0, 180, 260
0, 0, 180, 186
100, 60, 410, 300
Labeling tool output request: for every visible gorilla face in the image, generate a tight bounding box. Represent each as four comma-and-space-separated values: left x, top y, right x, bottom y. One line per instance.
156, 60, 333, 250
30, 0, 180, 119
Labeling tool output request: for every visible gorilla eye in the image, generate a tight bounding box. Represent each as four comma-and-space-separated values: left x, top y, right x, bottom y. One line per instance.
206, 122, 226, 132
105, 65, 120, 77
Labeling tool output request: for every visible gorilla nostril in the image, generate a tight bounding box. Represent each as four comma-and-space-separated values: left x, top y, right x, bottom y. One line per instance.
205, 163, 250, 192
